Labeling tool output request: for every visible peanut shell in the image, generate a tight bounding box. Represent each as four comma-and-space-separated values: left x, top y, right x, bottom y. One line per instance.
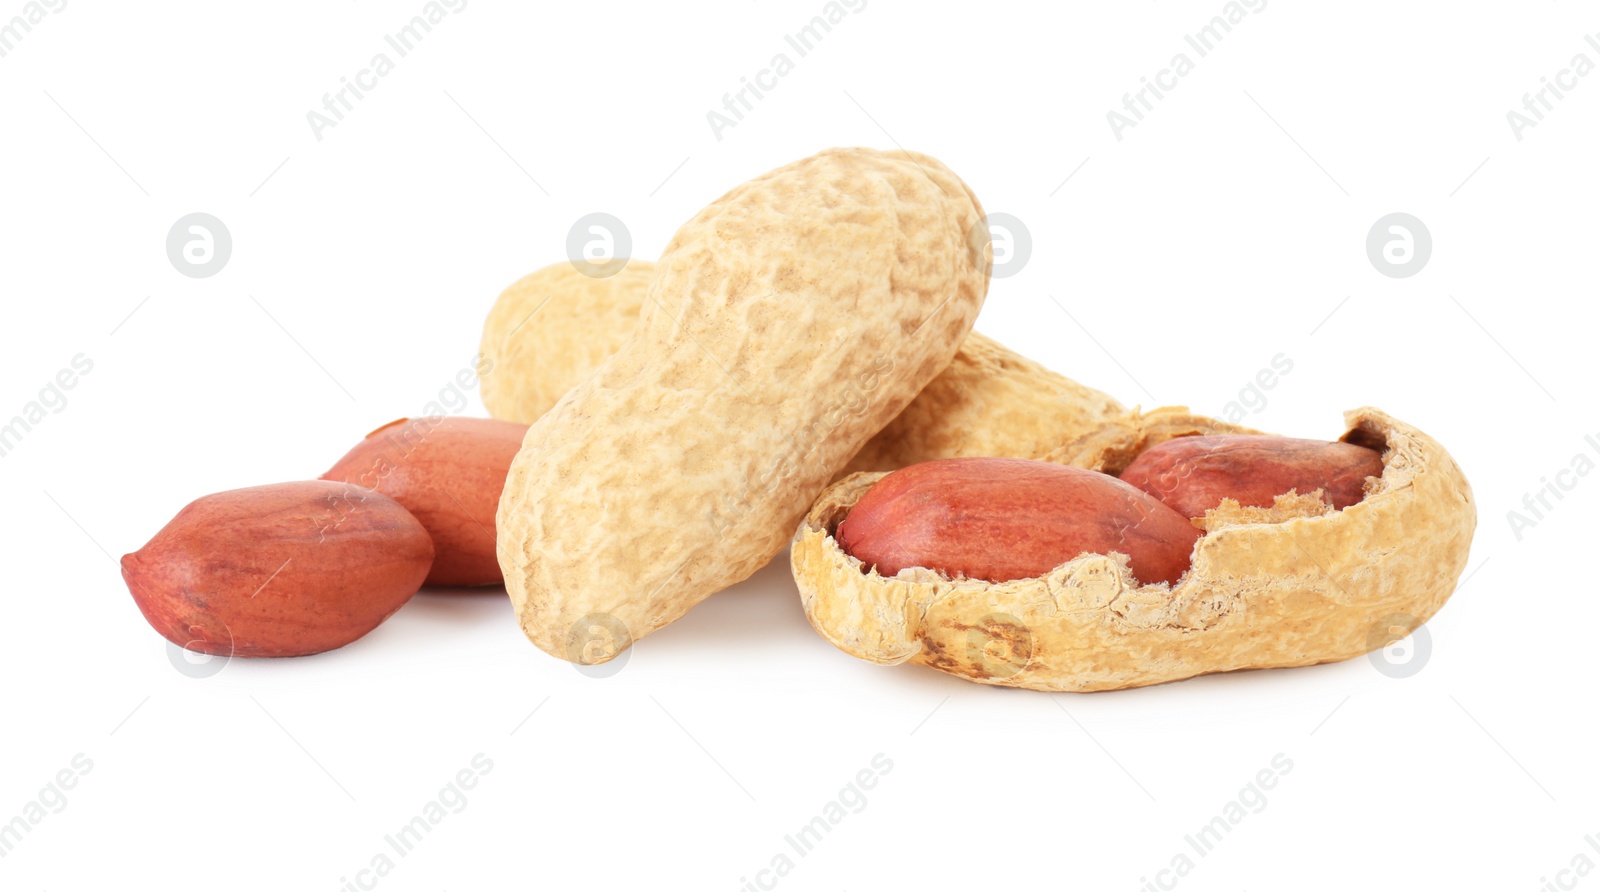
498, 147, 990, 663
792, 406, 1476, 692
479, 261, 654, 423
479, 262, 1124, 473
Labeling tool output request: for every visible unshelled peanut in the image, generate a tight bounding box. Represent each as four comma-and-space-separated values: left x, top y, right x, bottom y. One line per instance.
323, 416, 528, 587
121, 481, 434, 657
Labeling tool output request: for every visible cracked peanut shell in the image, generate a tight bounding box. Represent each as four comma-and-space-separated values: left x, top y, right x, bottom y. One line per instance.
498, 147, 991, 663
792, 406, 1476, 692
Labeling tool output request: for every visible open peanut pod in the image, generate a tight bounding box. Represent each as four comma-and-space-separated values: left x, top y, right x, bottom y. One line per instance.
792, 406, 1476, 692
479, 260, 1125, 474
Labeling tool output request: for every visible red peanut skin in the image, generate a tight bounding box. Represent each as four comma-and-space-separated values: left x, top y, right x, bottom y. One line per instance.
1119, 435, 1385, 519
322, 416, 528, 587
835, 458, 1201, 586
121, 481, 434, 658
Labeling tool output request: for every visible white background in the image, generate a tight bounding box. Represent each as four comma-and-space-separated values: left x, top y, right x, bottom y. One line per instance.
2, 1, 1595, 889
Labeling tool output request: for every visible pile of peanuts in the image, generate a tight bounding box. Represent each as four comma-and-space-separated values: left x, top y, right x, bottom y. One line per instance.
121, 416, 529, 657
122, 148, 1476, 692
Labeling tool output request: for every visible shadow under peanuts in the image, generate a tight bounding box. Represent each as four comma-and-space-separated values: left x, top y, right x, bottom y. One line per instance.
385, 584, 514, 637
639, 553, 822, 659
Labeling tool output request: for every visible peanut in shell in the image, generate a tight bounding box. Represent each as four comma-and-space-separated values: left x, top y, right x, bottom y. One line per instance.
497, 147, 992, 663
479, 263, 1125, 475
792, 406, 1476, 692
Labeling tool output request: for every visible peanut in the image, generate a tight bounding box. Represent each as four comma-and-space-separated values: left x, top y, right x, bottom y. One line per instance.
794, 407, 1477, 692
121, 481, 434, 657
322, 416, 528, 587
498, 147, 989, 663
836, 458, 1199, 586
479, 261, 1125, 474
1119, 434, 1385, 519
480, 261, 654, 422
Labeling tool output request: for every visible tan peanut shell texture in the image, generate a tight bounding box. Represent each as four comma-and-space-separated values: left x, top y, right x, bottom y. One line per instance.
793, 406, 1477, 692
498, 147, 991, 663
479, 263, 1124, 474
479, 261, 654, 423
